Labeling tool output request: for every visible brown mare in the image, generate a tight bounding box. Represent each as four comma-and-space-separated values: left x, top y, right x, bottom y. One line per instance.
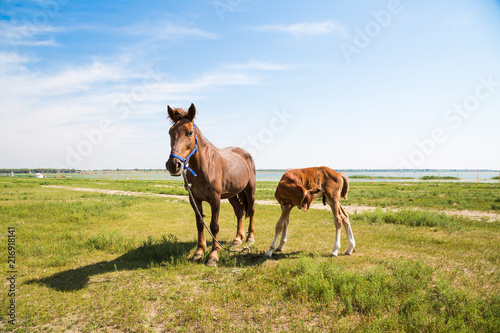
265, 167, 355, 258
165, 104, 256, 267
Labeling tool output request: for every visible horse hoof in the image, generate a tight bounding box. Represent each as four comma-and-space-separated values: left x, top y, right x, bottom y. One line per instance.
345, 248, 355, 255
192, 254, 203, 262
231, 239, 242, 247
206, 257, 219, 267
330, 252, 338, 258
246, 237, 255, 243
264, 250, 273, 258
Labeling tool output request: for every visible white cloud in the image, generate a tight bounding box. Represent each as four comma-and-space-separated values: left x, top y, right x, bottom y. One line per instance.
158, 22, 218, 39
124, 20, 218, 40
0, 53, 264, 168
0, 21, 64, 46
0, 61, 129, 99
143, 71, 261, 105
223, 61, 295, 71
0, 52, 261, 117
40, 62, 127, 93
0, 52, 29, 64
251, 21, 345, 37
0, 52, 31, 75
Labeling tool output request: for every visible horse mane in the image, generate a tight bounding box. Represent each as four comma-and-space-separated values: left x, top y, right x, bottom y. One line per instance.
167, 104, 196, 123
167, 108, 187, 123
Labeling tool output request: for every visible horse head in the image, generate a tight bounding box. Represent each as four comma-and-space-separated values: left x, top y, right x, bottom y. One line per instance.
165, 103, 197, 176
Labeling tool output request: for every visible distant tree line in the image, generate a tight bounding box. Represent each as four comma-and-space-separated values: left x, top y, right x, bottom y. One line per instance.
0, 169, 78, 174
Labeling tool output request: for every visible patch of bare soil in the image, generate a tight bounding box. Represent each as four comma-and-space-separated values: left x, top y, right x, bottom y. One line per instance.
438, 209, 498, 222
42, 185, 188, 201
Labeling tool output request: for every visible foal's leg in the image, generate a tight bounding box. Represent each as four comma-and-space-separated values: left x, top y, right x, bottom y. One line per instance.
276, 212, 291, 252
329, 199, 343, 257
206, 196, 221, 267
228, 196, 245, 247
265, 204, 292, 257
189, 196, 205, 261
340, 205, 355, 255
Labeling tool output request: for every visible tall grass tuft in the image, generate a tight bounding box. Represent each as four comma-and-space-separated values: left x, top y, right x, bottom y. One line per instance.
491, 198, 500, 210
279, 258, 431, 314
84, 231, 135, 253
134, 234, 191, 265
353, 207, 469, 228
274, 257, 500, 331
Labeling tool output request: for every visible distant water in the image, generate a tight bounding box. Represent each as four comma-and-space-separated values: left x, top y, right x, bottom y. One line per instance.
255, 170, 500, 183
2, 170, 499, 183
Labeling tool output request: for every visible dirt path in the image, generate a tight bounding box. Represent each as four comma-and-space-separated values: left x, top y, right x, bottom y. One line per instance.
43, 185, 188, 201
257, 200, 498, 221
43, 185, 499, 222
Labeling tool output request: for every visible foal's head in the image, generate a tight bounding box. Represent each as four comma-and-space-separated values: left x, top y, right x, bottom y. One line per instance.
165, 103, 197, 176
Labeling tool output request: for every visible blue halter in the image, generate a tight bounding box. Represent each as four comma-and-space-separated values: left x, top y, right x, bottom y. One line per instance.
169, 122, 198, 177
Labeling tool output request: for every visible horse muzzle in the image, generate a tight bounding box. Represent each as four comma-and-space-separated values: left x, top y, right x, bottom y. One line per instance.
166, 157, 183, 176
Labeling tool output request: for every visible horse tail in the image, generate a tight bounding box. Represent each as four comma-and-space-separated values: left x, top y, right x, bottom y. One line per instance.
340, 173, 349, 200
238, 192, 250, 218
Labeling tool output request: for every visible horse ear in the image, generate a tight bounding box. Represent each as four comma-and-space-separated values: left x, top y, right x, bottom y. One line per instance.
187, 103, 196, 122
167, 105, 184, 122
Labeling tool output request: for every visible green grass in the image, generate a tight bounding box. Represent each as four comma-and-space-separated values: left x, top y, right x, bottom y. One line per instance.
0, 177, 499, 332
10, 176, 500, 212
343, 182, 500, 212
422, 175, 458, 180
347, 175, 415, 180
276, 257, 500, 332
84, 231, 136, 253
353, 207, 472, 229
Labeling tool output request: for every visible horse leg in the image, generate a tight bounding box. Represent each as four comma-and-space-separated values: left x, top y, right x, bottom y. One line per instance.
265, 204, 292, 257
228, 196, 245, 247
340, 205, 355, 255
189, 196, 205, 261
276, 209, 291, 252
329, 198, 343, 257
244, 184, 256, 243
206, 196, 221, 267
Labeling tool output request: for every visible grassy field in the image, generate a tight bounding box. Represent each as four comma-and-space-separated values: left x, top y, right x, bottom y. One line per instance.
1, 177, 499, 332
14, 176, 500, 212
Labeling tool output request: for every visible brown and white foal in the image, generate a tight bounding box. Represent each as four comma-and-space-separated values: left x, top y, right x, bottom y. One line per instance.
265, 167, 355, 258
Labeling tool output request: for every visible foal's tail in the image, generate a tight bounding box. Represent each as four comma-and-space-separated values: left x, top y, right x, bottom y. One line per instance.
238, 192, 250, 218
340, 173, 349, 200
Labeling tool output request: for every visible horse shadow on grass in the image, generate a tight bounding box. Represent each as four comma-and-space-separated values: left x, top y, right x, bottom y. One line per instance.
27, 236, 198, 292
26, 236, 299, 292
222, 248, 302, 267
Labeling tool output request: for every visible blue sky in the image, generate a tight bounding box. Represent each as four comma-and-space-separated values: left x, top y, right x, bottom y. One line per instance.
1, 0, 499, 170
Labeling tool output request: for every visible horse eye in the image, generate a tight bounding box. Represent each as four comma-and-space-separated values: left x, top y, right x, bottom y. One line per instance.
187, 131, 194, 137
